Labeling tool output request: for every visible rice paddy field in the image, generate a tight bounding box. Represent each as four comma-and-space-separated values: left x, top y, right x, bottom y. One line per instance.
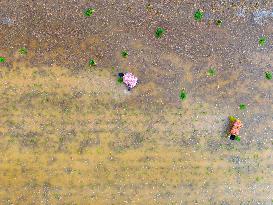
0, 1, 272, 204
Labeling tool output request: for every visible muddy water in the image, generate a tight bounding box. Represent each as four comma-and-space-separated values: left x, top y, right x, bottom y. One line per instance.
0, 0, 273, 205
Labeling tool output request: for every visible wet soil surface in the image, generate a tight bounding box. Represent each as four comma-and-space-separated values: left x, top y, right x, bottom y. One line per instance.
0, 0, 272, 204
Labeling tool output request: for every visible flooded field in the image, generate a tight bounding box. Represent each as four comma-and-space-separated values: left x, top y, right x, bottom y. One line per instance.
0, 1, 272, 204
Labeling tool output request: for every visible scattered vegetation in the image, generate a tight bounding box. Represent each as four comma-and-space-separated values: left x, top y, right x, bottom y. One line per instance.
239, 103, 246, 110
89, 59, 96, 66
155, 27, 166, 38
19, 47, 27, 55
207, 68, 216, 76
121, 50, 128, 58
194, 9, 203, 21
215, 19, 222, 26
255, 176, 261, 182
235, 136, 241, 141
84, 8, 95, 17
0, 56, 6, 62
179, 90, 187, 101
265, 71, 272, 80
259, 36, 266, 46
117, 76, 123, 83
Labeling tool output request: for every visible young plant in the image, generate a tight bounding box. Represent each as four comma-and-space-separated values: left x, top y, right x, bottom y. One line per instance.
155, 27, 166, 38
194, 9, 204, 21
121, 50, 128, 58
117, 76, 123, 83
265, 71, 272, 80
215, 19, 222, 26
0, 57, 5, 62
84, 8, 95, 17
89, 59, 96, 66
235, 136, 241, 141
239, 103, 246, 110
19, 47, 27, 55
179, 90, 187, 101
259, 36, 266, 46
207, 68, 216, 76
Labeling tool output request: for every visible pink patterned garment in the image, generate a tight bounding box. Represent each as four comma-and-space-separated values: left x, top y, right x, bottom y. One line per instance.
230, 120, 243, 136
123, 72, 138, 89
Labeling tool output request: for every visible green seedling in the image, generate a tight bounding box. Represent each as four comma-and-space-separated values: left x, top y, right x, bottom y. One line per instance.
207, 68, 216, 76
265, 71, 272, 80
121, 50, 128, 58
259, 36, 266, 46
235, 136, 241, 141
194, 9, 204, 21
84, 8, 95, 17
117, 76, 123, 83
0, 57, 5, 62
155, 27, 166, 38
19, 47, 27, 55
89, 59, 96, 66
239, 103, 246, 110
215, 19, 222, 26
179, 90, 187, 101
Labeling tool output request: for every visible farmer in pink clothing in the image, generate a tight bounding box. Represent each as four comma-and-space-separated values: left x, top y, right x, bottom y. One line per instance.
118, 72, 139, 91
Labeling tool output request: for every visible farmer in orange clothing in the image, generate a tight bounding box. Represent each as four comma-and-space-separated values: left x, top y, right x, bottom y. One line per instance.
229, 117, 243, 141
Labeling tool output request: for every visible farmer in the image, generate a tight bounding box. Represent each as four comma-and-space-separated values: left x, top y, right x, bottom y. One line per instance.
229, 119, 243, 141
118, 72, 139, 91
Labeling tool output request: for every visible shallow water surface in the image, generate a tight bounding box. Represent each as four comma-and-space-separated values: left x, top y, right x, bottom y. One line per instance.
0, 1, 272, 204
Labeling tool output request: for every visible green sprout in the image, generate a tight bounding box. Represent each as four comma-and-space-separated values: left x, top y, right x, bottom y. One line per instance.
194, 9, 204, 21
84, 8, 95, 17
259, 36, 266, 46
89, 59, 96, 66
19, 47, 27, 55
0, 57, 5, 63
239, 103, 246, 110
179, 90, 187, 101
155, 27, 166, 38
121, 50, 128, 58
235, 136, 241, 141
265, 71, 272, 80
215, 19, 222, 26
117, 76, 123, 83
207, 68, 216, 76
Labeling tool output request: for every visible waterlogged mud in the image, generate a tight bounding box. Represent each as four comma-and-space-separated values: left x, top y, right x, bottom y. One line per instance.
0, 0, 272, 204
